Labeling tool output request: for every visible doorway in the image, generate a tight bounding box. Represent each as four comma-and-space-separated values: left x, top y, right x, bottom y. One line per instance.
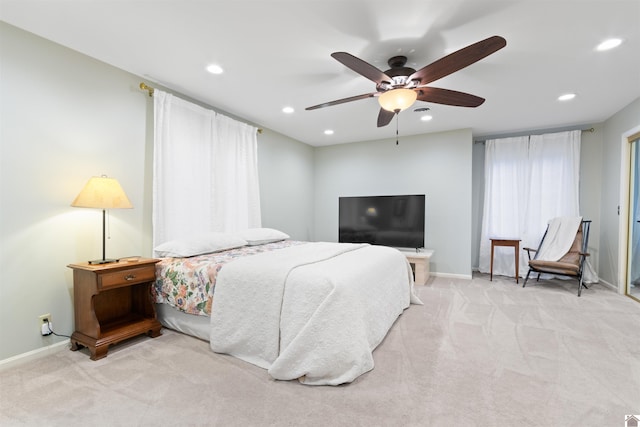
628, 135, 640, 301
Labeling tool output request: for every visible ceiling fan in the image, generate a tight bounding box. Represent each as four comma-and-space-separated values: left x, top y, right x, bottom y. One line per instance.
306, 35, 507, 127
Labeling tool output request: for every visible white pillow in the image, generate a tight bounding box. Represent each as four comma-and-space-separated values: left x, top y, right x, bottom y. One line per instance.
154, 232, 248, 258
235, 228, 290, 246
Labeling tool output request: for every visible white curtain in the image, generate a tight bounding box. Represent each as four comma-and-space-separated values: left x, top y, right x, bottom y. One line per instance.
211, 114, 262, 232
152, 90, 261, 249
478, 130, 581, 278
478, 136, 530, 277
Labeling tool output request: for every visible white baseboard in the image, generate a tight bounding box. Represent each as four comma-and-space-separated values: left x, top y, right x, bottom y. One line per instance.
0, 339, 69, 371
431, 272, 473, 280
598, 278, 619, 292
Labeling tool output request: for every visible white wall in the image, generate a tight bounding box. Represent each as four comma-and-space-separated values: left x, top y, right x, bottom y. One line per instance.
0, 22, 152, 359
471, 141, 485, 270
257, 130, 315, 241
599, 97, 640, 286
0, 22, 316, 360
314, 129, 473, 278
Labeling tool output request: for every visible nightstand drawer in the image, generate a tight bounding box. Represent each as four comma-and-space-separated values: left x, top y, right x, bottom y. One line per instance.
98, 266, 156, 289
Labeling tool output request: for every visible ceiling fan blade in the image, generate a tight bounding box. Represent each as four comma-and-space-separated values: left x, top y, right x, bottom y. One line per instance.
409, 35, 506, 85
377, 108, 395, 127
331, 52, 392, 85
306, 92, 377, 110
416, 87, 485, 107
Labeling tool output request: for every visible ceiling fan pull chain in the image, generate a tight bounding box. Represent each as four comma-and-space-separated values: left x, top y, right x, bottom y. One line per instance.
396, 112, 399, 145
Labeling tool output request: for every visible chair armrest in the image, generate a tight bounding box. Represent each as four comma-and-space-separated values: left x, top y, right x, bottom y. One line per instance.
523, 247, 537, 261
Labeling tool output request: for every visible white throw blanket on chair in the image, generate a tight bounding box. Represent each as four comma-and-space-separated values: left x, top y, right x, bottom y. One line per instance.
536, 216, 582, 261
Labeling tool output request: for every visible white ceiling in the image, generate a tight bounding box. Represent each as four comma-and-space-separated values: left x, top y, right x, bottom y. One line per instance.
2, 0, 639, 147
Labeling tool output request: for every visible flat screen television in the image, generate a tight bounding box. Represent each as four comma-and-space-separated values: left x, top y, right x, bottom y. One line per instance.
339, 194, 425, 249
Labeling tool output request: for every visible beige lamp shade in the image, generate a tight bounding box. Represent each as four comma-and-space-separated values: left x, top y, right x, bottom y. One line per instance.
378, 88, 418, 112
71, 176, 133, 209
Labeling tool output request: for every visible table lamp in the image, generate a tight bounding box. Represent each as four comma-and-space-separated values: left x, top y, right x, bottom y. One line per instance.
71, 175, 133, 264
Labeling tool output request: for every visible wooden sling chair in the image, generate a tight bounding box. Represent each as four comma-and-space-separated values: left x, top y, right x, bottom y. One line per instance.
523, 220, 591, 296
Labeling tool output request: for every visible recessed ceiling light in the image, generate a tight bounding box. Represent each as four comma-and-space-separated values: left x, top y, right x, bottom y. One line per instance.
558, 93, 576, 101
420, 115, 433, 122
324, 129, 334, 135
282, 106, 294, 114
206, 64, 224, 74
596, 38, 622, 51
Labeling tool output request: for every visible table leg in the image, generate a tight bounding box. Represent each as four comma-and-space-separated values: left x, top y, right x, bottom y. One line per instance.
490, 241, 495, 281
515, 242, 519, 284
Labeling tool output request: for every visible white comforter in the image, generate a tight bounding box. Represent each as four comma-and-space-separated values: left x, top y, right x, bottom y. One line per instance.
209, 242, 421, 385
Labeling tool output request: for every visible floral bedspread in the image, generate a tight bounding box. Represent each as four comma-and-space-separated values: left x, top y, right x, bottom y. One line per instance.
152, 240, 306, 316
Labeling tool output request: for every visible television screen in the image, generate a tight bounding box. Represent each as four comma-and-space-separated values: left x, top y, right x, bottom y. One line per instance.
339, 194, 425, 249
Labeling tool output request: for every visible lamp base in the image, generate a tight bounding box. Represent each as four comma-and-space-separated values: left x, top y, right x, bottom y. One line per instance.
88, 258, 119, 265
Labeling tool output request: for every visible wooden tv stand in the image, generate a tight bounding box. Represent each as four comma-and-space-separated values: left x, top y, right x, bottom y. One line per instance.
401, 250, 434, 285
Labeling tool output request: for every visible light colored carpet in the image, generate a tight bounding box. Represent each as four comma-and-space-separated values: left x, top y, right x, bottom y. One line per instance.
1, 273, 639, 426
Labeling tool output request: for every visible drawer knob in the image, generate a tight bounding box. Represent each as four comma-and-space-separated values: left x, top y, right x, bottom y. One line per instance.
124, 274, 136, 281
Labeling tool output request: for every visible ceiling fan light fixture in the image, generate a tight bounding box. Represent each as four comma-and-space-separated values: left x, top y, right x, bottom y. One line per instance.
378, 89, 418, 112
308, 36, 507, 127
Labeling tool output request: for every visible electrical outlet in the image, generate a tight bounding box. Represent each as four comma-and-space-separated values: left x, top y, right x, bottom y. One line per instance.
39, 313, 52, 336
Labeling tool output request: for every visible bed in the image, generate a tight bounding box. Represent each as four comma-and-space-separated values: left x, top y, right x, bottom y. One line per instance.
152, 229, 421, 385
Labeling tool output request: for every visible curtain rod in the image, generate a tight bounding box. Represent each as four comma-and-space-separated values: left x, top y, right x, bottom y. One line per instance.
474, 127, 594, 144
139, 83, 263, 134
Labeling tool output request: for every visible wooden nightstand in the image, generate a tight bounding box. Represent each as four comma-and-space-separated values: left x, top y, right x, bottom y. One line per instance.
67, 258, 162, 360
